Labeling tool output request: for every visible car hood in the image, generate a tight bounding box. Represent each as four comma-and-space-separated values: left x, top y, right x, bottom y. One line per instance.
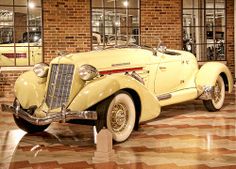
50, 48, 154, 70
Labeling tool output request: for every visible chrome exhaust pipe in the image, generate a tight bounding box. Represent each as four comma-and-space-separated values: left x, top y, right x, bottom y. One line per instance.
1, 104, 97, 126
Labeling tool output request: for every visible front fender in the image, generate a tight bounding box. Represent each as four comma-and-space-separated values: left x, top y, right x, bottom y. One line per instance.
14, 70, 46, 109
195, 62, 233, 93
68, 74, 161, 122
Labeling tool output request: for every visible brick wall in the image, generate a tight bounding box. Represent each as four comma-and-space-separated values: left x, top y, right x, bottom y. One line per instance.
43, 0, 91, 63
226, 0, 235, 77
140, 0, 182, 49
0, 70, 26, 99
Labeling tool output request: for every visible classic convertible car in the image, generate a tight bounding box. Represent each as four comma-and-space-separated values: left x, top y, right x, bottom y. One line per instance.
1, 44, 233, 142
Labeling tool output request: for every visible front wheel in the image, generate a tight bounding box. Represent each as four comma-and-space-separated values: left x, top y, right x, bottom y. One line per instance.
13, 115, 49, 133
96, 91, 136, 142
13, 99, 49, 133
203, 76, 225, 112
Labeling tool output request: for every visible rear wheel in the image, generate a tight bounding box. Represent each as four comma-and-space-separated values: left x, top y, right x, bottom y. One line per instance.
96, 91, 136, 142
203, 76, 225, 112
13, 99, 49, 133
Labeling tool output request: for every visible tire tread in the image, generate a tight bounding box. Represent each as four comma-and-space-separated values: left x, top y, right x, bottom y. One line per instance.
203, 100, 218, 112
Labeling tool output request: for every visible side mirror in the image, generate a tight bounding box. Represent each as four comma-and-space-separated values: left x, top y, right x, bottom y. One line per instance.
157, 41, 167, 53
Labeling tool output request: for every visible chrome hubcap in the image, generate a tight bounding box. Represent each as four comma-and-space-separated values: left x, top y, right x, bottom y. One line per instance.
110, 103, 128, 132
213, 81, 221, 103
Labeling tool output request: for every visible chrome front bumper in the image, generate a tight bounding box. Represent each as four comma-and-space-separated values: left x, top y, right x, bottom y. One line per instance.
1, 104, 97, 126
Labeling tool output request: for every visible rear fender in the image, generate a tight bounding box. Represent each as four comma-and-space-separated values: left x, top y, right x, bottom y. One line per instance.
195, 62, 233, 93
68, 74, 161, 122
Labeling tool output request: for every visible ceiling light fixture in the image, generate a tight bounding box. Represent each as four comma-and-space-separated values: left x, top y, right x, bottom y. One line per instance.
115, 21, 120, 26
123, 1, 128, 7
29, 2, 35, 9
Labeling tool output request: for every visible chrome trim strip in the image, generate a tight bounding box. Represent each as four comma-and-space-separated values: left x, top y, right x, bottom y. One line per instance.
157, 93, 172, 100
112, 62, 130, 67
1, 104, 97, 126
99, 67, 143, 75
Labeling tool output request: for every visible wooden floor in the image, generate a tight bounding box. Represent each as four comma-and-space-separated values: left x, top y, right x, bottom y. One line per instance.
0, 89, 236, 169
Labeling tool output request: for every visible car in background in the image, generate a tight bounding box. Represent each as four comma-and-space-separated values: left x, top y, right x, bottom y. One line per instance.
92, 32, 136, 50
0, 31, 42, 66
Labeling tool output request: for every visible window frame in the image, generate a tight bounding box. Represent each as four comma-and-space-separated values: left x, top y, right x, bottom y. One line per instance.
0, 0, 43, 67
182, 0, 227, 62
90, 0, 141, 50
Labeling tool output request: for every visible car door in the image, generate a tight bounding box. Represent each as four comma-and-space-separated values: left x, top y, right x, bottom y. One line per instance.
154, 52, 184, 95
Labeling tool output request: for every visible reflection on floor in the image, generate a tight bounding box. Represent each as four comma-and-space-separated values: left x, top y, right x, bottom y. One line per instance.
0, 90, 236, 169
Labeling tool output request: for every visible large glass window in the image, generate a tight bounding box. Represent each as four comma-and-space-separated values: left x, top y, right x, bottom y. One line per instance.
0, 0, 42, 66
91, 0, 140, 50
183, 0, 226, 61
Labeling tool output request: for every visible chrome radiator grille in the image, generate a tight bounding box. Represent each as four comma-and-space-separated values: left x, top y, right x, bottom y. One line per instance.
46, 64, 74, 109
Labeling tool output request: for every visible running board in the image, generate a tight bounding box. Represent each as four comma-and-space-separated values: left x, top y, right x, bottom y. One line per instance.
158, 88, 198, 107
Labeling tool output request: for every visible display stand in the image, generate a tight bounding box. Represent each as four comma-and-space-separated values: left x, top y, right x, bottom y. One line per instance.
92, 128, 115, 163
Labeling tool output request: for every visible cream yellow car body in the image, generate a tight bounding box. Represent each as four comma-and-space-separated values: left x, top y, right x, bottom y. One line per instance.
13, 47, 233, 123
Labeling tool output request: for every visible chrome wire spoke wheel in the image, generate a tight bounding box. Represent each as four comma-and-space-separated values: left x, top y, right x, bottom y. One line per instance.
213, 81, 222, 103
110, 103, 129, 132
203, 76, 225, 112
212, 76, 225, 109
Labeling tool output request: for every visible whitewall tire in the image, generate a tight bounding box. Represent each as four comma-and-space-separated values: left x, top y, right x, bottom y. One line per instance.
96, 91, 136, 142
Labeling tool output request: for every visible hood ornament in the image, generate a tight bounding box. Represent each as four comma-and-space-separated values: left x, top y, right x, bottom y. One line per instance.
56, 50, 68, 57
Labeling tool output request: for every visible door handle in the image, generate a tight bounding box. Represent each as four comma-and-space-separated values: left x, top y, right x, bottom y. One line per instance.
159, 66, 167, 70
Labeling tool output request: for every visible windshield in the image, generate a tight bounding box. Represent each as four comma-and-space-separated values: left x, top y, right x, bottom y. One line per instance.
20, 31, 41, 43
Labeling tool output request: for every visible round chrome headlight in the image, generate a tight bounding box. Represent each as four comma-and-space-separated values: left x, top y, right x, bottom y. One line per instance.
33, 63, 49, 78
79, 64, 98, 81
